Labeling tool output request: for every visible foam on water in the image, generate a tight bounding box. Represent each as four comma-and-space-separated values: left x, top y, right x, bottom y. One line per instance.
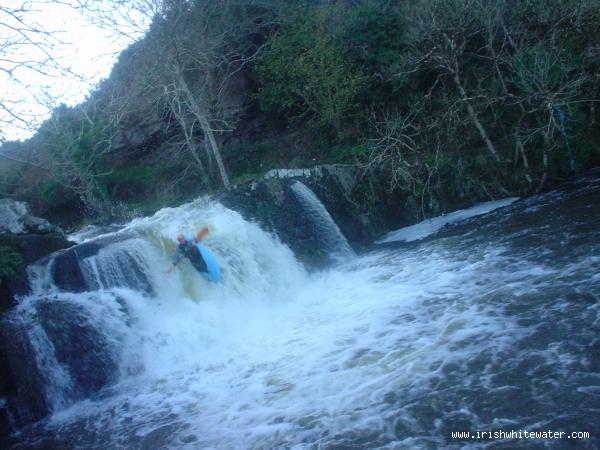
377, 198, 519, 244
39, 238, 554, 448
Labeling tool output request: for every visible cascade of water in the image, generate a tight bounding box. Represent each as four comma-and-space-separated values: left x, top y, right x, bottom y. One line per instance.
5, 299, 76, 413
3, 291, 134, 423
78, 238, 157, 295
3, 175, 600, 449
289, 181, 354, 259
26, 262, 54, 296
3, 201, 308, 426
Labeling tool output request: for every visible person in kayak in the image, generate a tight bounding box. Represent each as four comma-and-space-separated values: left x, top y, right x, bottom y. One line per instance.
168, 228, 209, 274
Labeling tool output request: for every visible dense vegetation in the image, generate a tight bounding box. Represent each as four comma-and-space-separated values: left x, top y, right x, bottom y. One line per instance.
0, 245, 22, 283
1, 0, 598, 227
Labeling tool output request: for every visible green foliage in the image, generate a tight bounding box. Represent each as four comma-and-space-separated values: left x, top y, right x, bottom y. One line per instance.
221, 142, 276, 177
511, 43, 576, 100
101, 165, 165, 199
327, 143, 369, 163
344, 3, 405, 70
17, 175, 83, 225
342, 2, 407, 104
231, 171, 266, 185
28, 103, 115, 215
0, 245, 22, 282
2, 0, 600, 228
34, 105, 112, 167
256, 4, 367, 137
96, 159, 207, 219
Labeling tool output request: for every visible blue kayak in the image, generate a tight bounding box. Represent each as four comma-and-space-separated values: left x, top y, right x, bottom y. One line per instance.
195, 242, 221, 282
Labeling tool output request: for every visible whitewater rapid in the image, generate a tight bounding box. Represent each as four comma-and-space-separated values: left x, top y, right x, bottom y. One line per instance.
6, 175, 600, 449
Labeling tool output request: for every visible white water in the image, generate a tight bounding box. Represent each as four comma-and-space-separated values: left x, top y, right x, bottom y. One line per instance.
9, 181, 600, 448
377, 198, 519, 244
289, 181, 354, 259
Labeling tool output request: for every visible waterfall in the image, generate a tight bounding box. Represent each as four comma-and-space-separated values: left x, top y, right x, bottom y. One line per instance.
3, 291, 134, 424
77, 238, 157, 294
2, 201, 308, 426
289, 181, 354, 260
2, 174, 600, 449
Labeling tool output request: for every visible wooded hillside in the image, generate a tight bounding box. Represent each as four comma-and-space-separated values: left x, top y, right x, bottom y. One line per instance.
1, 0, 598, 226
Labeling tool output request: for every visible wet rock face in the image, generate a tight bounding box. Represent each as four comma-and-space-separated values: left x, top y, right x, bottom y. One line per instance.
216, 164, 408, 266
217, 176, 328, 267
0, 203, 74, 435
0, 317, 50, 427
0, 198, 72, 309
0, 233, 74, 311
50, 235, 118, 293
1, 298, 123, 428
50, 233, 154, 295
36, 300, 120, 397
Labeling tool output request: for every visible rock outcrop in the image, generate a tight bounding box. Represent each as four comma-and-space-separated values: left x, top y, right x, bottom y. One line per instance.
2, 297, 125, 427
216, 164, 411, 266
0, 199, 61, 235
0, 200, 73, 436
50, 233, 154, 295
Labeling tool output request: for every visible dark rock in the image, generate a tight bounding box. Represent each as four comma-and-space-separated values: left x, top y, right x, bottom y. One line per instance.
0, 214, 73, 436
50, 233, 154, 295
218, 175, 329, 267
0, 233, 74, 312
112, 117, 166, 151
0, 399, 12, 437
216, 164, 408, 266
37, 300, 120, 397
0, 297, 123, 428
50, 233, 137, 293
0, 316, 49, 427
0, 332, 16, 398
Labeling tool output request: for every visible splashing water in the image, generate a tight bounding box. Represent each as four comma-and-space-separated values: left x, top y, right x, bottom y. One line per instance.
5, 175, 600, 449
289, 181, 354, 259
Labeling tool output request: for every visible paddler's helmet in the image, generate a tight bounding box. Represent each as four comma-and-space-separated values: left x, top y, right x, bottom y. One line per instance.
176, 234, 185, 243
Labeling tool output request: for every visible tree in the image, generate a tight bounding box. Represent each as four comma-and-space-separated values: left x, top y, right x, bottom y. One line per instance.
403, 0, 503, 162
103, 0, 272, 188
28, 100, 116, 213
0, 1, 74, 141
366, 0, 599, 204
257, 4, 367, 138
479, 0, 596, 189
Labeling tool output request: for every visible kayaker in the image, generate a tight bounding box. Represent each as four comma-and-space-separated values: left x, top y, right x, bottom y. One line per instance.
167, 228, 209, 274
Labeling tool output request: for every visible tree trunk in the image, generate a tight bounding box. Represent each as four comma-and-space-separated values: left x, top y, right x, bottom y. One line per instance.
515, 130, 533, 184
171, 103, 211, 189
176, 71, 230, 188
536, 130, 550, 193
451, 70, 501, 163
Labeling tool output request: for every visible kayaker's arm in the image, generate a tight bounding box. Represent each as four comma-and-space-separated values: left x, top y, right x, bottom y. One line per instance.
172, 250, 183, 266
167, 247, 184, 274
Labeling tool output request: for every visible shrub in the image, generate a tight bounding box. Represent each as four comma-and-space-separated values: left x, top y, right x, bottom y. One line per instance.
256, 4, 367, 138
0, 246, 22, 282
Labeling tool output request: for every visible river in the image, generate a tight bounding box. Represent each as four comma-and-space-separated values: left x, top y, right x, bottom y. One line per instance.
4, 172, 600, 449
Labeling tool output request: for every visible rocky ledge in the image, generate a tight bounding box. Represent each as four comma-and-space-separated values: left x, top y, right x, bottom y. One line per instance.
216, 164, 418, 267
0, 199, 74, 434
